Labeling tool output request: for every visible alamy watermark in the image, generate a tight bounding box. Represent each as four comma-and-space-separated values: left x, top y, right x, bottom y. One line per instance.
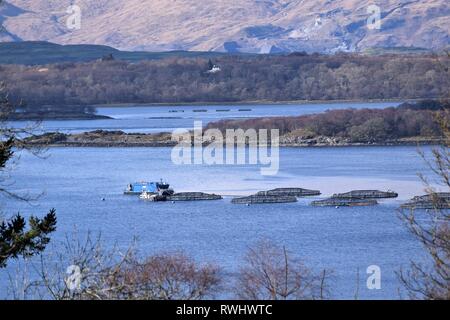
171, 121, 280, 176
367, 5, 382, 30
366, 265, 382, 290
65, 265, 82, 291
66, 5, 82, 30
311, 5, 382, 31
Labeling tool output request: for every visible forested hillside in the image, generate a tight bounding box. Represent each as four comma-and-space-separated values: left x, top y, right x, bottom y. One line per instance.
1, 53, 449, 107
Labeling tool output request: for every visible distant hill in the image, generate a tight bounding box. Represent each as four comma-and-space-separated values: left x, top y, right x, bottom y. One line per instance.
0, 0, 448, 54
2, 53, 448, 106
0, 41, 231, 65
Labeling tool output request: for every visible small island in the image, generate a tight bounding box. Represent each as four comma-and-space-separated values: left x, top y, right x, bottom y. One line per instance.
9, 105, 112, 121
23, 100, 447, 148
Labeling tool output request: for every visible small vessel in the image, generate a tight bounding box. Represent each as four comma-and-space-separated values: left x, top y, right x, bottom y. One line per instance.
140, 191, 167, 202
124, 180, 171, 195
140, 191, 155, 200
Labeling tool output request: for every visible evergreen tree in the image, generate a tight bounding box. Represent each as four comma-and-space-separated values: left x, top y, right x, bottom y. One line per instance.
0, 84, 57, 268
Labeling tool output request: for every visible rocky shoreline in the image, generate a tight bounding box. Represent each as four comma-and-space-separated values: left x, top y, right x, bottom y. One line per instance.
24, 131, 177, 147
23, 130, 441, 148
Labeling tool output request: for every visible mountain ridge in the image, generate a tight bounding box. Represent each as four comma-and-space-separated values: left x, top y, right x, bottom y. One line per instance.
0, 0, 449, 53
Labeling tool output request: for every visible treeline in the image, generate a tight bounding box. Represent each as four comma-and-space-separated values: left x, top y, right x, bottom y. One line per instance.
9, 104, 109, 120
206, 101, 448, 143
0, 53, 449, 107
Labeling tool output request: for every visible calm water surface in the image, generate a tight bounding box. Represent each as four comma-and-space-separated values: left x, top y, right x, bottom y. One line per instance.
0, 145, 435, 299
13, 101, 400, 134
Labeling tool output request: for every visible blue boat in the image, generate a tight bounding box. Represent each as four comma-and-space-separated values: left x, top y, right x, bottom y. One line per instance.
124, 180, 171, 195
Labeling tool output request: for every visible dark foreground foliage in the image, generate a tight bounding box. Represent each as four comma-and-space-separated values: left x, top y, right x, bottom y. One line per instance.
0, 210, 57, 268
1, 83, 57, 268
